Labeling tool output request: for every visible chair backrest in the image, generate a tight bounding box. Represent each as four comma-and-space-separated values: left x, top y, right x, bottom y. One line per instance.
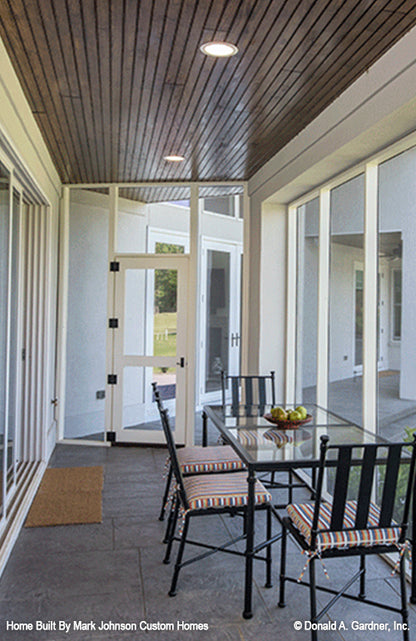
220, 370, 276, 415
151, 381, 164, 412
158, 407, 189, 508
310, 435, 416, 549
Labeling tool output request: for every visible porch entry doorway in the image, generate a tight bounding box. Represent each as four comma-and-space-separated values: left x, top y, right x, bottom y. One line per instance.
199, 240, 242, 404
110, 255, 189, 445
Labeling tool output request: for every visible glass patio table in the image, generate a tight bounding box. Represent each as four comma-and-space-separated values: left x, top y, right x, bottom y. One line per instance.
202, 403, 415, 618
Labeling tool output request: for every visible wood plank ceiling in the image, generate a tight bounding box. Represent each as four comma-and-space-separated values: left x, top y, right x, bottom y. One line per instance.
1, 0, 416, 200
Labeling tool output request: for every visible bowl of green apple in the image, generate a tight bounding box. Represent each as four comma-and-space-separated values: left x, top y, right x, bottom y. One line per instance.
264, 405, 312, 428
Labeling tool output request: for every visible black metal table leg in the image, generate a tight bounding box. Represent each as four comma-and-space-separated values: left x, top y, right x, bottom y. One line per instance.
202, 410, 208, 447
243, 468, 256, 619
411, 473, 416, 603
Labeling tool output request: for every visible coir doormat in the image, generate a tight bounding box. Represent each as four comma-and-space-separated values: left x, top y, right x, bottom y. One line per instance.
25, 466, 103, 527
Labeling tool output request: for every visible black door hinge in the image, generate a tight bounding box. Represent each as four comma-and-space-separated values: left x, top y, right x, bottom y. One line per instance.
110, 261, 120, 272
109, 318, 119, 328
107, 374, 118, 385
106, 431, 116, 443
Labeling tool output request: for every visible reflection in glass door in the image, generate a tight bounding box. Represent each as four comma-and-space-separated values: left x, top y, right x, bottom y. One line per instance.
354, 264, 386, 374
199, 241, 242, 403
354, 267, 363, 371
112, 255, 188, 444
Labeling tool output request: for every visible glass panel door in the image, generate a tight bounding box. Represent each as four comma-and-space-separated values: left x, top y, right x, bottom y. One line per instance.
112, 255, 188, 444
199, 241, 242, 404
328, 174, 365, 427
205, 249, 230, 393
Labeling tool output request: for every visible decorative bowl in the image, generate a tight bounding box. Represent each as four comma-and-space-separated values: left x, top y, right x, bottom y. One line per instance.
263, 413, 313, 429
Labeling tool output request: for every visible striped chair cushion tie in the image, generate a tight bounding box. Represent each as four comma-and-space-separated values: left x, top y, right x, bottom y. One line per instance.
287, 500, 402, 552
177, 446, 244, 474
183, 472, 272, 511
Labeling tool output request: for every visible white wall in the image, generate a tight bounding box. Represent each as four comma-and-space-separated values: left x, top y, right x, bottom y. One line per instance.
259, 202, 286, 399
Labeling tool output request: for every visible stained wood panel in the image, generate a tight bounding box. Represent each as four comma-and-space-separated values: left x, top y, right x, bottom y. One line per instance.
0, 0, 416, 199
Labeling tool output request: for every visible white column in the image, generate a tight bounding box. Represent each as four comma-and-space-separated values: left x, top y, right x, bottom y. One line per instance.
240, 184, 251, 374
363, 162, 378, 433
317, 188, 330, 408
185, 184, 199, 445
285, 206, 297, 405
56, 188, 70, 440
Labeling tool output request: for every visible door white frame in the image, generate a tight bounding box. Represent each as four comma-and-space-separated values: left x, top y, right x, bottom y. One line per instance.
111, 254, 189, 444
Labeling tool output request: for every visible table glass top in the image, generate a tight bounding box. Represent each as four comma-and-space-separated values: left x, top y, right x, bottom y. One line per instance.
204, 404, 388, 467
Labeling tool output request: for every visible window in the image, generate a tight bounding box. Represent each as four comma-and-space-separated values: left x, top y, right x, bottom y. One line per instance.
203, 196, 235, 217
392, 268, 402, 340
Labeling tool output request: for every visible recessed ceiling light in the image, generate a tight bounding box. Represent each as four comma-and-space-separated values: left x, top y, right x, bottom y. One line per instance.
163, 155, 185, 162
200, 41, 238, 58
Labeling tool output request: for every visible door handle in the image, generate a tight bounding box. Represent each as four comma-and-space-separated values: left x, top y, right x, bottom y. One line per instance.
231, 333, 240, 347
177, 357, 185, 368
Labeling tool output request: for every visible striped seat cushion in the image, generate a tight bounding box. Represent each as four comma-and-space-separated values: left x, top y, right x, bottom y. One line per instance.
183, 472, 272, 511
177, 446, 244, 474
287, 500, 402, 552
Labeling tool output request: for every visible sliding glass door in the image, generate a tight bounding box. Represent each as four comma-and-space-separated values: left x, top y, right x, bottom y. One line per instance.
0, 158, 48, 534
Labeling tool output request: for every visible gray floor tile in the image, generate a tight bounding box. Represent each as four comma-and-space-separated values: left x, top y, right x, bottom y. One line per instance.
1, 442, 415, 641
113, 516, 166, 549
15, 519, 114, 556
0, 548, 141, 600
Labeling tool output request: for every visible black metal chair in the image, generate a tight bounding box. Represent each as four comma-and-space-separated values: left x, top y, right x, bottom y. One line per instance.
220, 370, 276, 418
153, 382, 245, 522
218, 370, 311, 505
159, 406, 278, 598
278, 434, 416, 641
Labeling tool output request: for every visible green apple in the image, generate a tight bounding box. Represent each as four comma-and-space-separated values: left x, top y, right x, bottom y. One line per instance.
288, 410, 302, 421
271, 406, 287, 420
295, 405, 308, 419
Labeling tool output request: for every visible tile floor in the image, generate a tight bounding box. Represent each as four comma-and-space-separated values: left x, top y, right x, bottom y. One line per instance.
0, 442, 415, 641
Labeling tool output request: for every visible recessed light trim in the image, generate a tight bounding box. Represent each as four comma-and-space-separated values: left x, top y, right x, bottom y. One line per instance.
163, 154, 185, 162
200, 41, 238, 58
